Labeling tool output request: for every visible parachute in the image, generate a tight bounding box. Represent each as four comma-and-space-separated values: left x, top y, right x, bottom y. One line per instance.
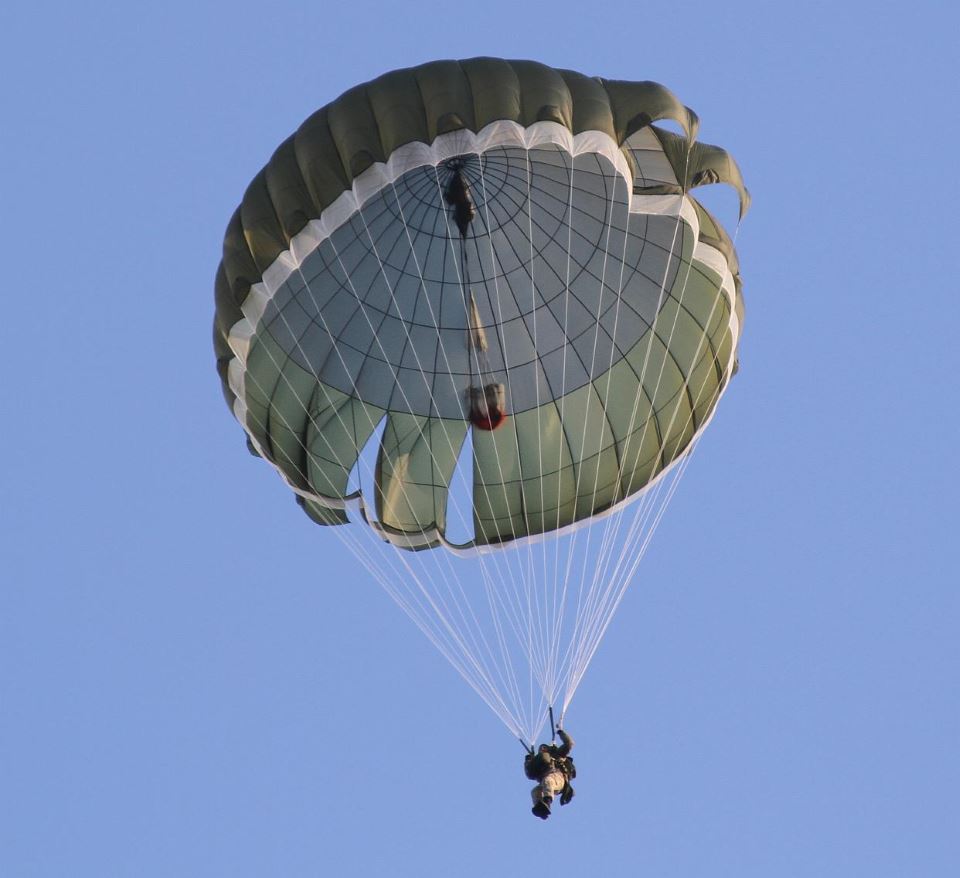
213, 59, 748, 745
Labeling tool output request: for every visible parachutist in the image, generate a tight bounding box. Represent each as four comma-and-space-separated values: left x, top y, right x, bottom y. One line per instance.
443, 168, 476, 239
524, 727, 575, 820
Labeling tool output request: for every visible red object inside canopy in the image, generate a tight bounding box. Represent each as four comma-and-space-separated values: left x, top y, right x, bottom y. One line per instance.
470, 409, 507, 431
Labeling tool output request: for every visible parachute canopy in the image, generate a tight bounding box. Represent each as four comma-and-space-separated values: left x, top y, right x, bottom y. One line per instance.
213, 59, 747, 741
214, 57, 746, 553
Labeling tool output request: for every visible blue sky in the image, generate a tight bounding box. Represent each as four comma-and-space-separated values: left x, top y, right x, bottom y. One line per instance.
2, 2, 957, 875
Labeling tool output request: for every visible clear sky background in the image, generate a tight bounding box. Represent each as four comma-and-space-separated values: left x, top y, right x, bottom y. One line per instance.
2, 2, 957, 875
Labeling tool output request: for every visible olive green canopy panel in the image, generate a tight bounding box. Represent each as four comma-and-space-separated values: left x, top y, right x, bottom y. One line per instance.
214, 59, 747, 555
